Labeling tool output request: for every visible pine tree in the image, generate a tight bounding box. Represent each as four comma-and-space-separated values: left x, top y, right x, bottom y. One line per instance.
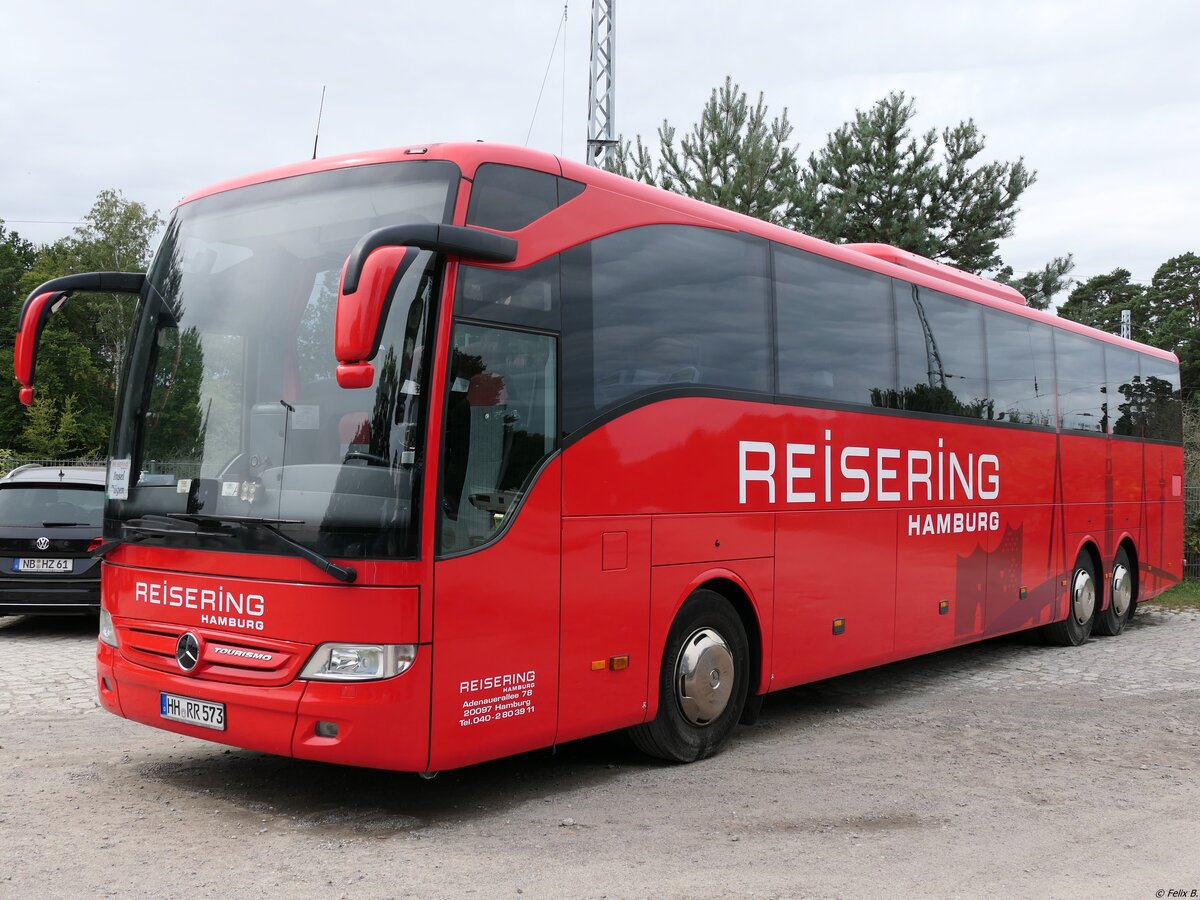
609, 77, 800, 225
992, 256, 1075, 311
19, 393, 89, 459
794, 92, 1036, 276
1057, 269, 1148, 338
611, 83, 1072, 306
1145, 252, 1200, 397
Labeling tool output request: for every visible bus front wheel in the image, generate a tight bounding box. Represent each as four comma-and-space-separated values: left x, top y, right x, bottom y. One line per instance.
1094, 546, 1136, 637
1042, 550, 1097, 646
629, 590, 749, 763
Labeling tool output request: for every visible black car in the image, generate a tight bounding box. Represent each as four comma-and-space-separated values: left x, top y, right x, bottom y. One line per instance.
0, 464, 105, 616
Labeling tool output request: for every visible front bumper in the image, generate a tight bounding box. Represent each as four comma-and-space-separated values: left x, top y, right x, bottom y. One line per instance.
97, 641, 432, 771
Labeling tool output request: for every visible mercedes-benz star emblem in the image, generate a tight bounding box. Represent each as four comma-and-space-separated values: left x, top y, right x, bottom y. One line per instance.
175, 633, 201, 672
35, 536, 50, 550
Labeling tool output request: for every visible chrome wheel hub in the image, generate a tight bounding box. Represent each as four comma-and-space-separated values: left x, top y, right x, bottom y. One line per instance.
675, 627, 734, 726
1111, 563, 1133, 617
1072, 567, 1096, 625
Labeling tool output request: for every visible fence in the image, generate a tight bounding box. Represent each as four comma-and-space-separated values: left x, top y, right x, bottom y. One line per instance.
1186, 487, 1200, 580
1, 457, 108, 475
1, 458, 200, 476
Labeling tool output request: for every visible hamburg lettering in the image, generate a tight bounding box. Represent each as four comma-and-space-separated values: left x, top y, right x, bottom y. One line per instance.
738, 433, 1000, 506
907, 510, 1001, 536
200, 616, 264, 631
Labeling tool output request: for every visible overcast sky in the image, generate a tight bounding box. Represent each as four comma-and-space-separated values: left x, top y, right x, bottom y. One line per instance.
2, 1, 1197, 294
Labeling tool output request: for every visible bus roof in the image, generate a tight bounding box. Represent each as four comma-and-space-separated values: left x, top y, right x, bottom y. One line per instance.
175, 142, 1177, 365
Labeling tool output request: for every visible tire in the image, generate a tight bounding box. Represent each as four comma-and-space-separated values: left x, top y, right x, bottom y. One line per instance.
629, 590, 750, 763
1094, 547, 1136, 636
1041, 549, 1098, 646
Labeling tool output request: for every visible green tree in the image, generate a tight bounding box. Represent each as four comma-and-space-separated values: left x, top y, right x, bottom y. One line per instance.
1057, 269, 1148, 337
10, 190, 162, 461
0, 220, 36, 307
612, 84, 1071, 306
71, 189, 161, 272
610, 77, 801, 225
992, 255, 1075, 312
1144, 252, 1200, 397
18, 392, 91, 458
795, 92, 1041, 275
0, 220, 39, 449
44, 189, 162, 384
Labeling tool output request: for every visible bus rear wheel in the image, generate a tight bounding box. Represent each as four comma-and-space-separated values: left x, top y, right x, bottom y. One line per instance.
1041, 550, 1097, 647
629, 590, 749, 763
1094, 547, 1136, 636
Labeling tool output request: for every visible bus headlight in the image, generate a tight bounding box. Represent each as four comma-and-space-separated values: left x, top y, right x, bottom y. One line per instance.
99, 608, 118, 648
299, 643, 416, 681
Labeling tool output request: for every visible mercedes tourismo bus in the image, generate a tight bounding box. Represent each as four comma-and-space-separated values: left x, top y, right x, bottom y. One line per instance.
13, 143, 1183, 772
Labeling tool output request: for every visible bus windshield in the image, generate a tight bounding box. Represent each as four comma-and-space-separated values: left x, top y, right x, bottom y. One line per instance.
109, 161, 458, 561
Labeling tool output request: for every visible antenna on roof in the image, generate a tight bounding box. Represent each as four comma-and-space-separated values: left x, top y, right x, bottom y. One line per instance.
312, 85, 327, 160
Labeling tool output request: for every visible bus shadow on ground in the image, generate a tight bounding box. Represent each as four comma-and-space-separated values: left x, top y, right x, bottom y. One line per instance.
133, 608, 1178, 833
132, 633, 1038, 831
752, 612, 1167, 725
760, 629, 1043, 717
136, 729, 653, 833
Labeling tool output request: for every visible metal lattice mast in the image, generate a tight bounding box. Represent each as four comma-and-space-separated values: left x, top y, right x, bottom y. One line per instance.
587, 0, 616, 168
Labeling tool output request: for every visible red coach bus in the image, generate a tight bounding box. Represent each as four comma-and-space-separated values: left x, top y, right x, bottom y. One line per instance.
13, 143, 1183, 772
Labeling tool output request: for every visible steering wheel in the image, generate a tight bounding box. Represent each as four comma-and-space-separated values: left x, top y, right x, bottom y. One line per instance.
343, 450, 390, 466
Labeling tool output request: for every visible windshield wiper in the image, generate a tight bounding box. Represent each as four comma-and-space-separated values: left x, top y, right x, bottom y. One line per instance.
42, 521, 92, 527
92, 514, 233, 558
166, 513, 357, 584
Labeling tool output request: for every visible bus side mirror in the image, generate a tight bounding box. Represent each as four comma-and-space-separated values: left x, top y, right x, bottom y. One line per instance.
334, 246, 420, 389
333, 224, 518, 389
13, 290, 69, 405
12, 271, 145, 405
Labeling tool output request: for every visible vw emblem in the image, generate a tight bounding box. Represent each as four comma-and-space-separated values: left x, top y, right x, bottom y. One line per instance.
175, 632, 201, 672
35, 536, 50, 550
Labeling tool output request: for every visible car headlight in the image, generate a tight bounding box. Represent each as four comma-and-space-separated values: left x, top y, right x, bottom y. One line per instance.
299, 643, 416, 681
99, 608, 118, 648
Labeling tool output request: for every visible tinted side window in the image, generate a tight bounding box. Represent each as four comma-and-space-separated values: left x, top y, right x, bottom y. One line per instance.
465, 164, 584, 232
1106, 346, 1143, 437
893, 284, 987, 418
440, 324, 557, 553
983, 311, 1056, 427
1055, 331, 1107, 433
1140, 355, 1183, 442
456, 257, 560, 331
563, 226, 771, 432
774, 246, 894, 405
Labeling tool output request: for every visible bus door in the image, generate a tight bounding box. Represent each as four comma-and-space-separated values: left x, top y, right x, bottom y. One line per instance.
428, 320, 562, 771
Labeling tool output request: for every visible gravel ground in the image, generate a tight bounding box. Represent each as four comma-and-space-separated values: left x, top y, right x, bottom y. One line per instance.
1, 607, 1198, 899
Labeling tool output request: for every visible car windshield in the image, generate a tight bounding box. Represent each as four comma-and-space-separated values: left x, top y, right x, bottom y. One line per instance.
109, 160, 458, 560
0, 485, 104, 527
